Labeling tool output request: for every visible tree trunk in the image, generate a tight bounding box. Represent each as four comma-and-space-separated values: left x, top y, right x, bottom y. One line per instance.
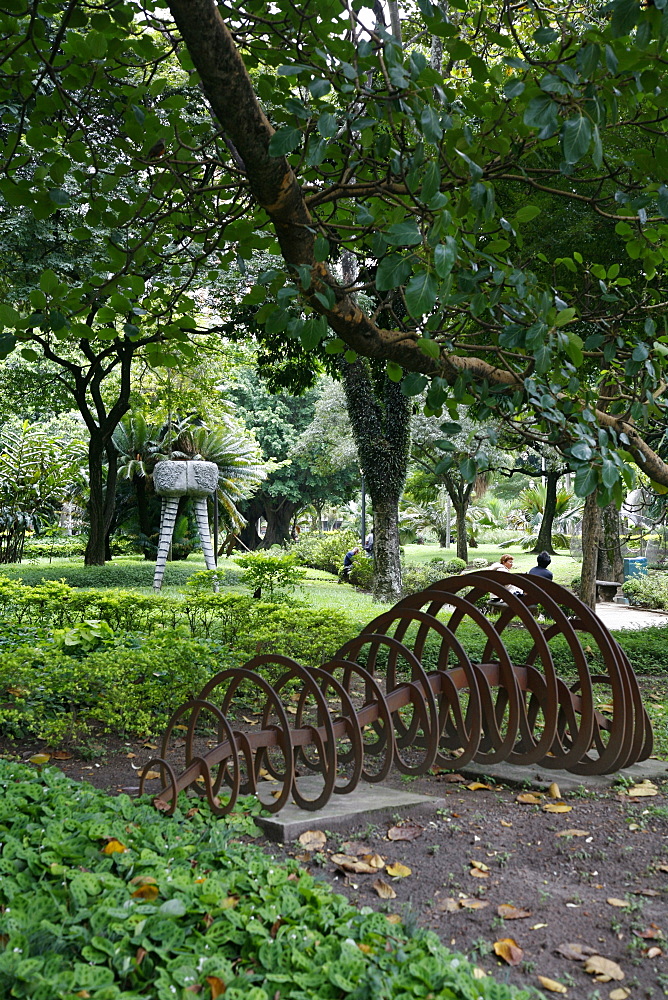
454, 503, 468, 563
580, 490, 600, 609
237, 495, 264, 550
261, 498, 299, 549
532, 469, 559, 554
340, 359, 410, 603
85, 435, 108, 565
598, 502, 623, 582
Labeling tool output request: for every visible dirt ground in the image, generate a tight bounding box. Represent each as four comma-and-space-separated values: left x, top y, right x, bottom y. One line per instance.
4, 735, 668, 1000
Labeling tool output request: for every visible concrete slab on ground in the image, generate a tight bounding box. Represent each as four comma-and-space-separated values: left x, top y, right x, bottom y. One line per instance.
255, 776, 445, 842
458, 757, 668, 793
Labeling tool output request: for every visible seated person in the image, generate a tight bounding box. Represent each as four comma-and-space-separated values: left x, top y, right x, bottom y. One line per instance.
528, 550, 553, 581
488, 553, 524, 597
341, 546, 360, 581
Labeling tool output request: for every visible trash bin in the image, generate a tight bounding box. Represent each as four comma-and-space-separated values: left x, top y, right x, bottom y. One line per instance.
623, 557, 647, 580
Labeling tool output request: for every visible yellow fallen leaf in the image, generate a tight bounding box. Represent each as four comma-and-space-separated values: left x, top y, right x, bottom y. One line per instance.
466, 782, 492, 791
470, 860, 490, 871
386, 862, 412, 878
530, 923, 548, 929
583, 955, 624, 982
102, 839, 127, 855
131, 884, 159, 900
139, 769, 160, 781
627, 781, 658, 798
647, 946, 663, 959
547, 782, 561, 799
29, 754, 50, 765
556, 829, 590, 838
460, 898, 489, 909
242, 716, 258, 724
331, 854, 378, 875
51, 750, 72, 760
436, 897, 459, 912
298, 830, 326, 851
606, 898, 628, 908
537, 975, 567, 994
543, 803, 573, 813
470, 867, 489, 878
386, 914, 402, 924
472, 967, 487, 979
206, 977, 226, 999
493, 938, 524, 966
500, 820, 513, 828
516, 792, 542, 804
498, 904, 532, 920
362, 853, 386, 869
219, 896, 239, 909
609, 989, 631, 1000
373, 878, 397, 899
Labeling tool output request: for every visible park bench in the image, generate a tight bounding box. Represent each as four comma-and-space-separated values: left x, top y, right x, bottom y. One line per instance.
595, 579, 625, 602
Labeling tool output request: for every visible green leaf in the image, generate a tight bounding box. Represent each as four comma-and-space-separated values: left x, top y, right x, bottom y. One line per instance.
0, 333, 16, 357
503, 79, 525, 99
524, 93, 558, 129
308, 78, 330, 98
386, 361, 403, 382
554, 308, 576, 327
405, 272, 437, 317
459, 457, 477, 481
421, 105, 443, 143
417, 337, 440, 360
0, 304, 20, 327
324, 337, 346, 354
434, 237, 457, 278
610, 0, 639, 36
159, 899, 187, 917
401, 373, 428, 396
574, 465, 598, 497
440, 421, 462, 435
515, 205, 541, 223
602, 458, 619, 489
268, 127, 302, 156
534, 344, 552, 373
561, 116, 592, 164
314, 235, 330, 262
49, 189, 71, 207
39, 270, 59, 294
571, 442, 593, 461
131, 104, 145, 124
376, 255, 412, 291
317, 112, 338, 138
386, 221, 422, 246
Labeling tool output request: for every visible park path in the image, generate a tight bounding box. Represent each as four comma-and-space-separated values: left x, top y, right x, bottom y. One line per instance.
595, 600, 668, 630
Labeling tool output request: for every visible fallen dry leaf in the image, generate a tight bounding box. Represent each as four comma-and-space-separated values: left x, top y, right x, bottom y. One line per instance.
357, 942, 372, 954
500, 820, 513, 828
331, 854, 377, 875
472, 967, 487, 979
656, 863, 668, 873
102, 839, 127, 855
543, 802, 573, 814
493, 938, 524, 966
206, 977, 226, 999
606, 898, 629, 908
556, 829, 590, 838
361, 853, 385, 869
29, 754, 50, 765
470, 860, 490, 872
51, 750, 72, 760
460, 898, 489, 909
131, 884, 159, 901
547, 782, 561, 799
530, 923, 548, 930
634, 924, 663, 940
516, 792, 542, 804
436, 897, 459, 913
537, 976, 567, 994
298, 830, 326, 851
469, 867, 489, 879
340, 841, 370, 856
387, 823, 423, 841
498, 904, 532, 920
242, 716, 258, 725
441, 772, 467, 782
583, 955, 624, 982
466, 782, 492, 791
373, 878, 397, 900
386, 862, 412, 878
646, 946, 663, 959
633, 888, 660, 897
555, 942, 599, 961
386, 914, 402, 925
138, 769, 160, 781
609, 989, 631, 1000
626, 780, 658, 798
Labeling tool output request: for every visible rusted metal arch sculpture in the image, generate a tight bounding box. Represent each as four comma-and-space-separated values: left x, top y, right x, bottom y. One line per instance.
141, 572, 653, 815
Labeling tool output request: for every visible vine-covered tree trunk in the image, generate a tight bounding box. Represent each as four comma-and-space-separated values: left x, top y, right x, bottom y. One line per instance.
598, 502, 623, 582
261, 498, 299, 549
340, 359, 410, 602
532, 468, 560, 554
580, 491, 599, 609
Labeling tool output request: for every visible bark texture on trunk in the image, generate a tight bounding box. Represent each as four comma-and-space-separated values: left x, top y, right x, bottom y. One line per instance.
598, 502, 623, 582
340, 359, 410, 602
580, 491, 600, 609
454, 503, 468, 563
532, 469, 559, 554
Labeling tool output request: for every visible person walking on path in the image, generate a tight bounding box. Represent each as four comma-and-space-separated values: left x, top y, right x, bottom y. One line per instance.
528, 551, 553, 581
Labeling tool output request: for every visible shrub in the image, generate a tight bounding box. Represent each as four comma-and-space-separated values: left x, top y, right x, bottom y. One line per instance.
445, 556, 467, 573
0, 759, 532, 1000
622, 572, 668, 610
235, 551, 306, 599
292, 529, 359, 575
348, 553, 374, 590
470, 557, 489, 568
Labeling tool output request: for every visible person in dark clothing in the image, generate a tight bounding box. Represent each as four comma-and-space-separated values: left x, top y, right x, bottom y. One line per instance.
528, 551, 553, 580
341, 546, 360, 581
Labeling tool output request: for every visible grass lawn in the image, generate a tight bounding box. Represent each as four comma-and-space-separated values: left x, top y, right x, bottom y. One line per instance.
402, 541, 579, 584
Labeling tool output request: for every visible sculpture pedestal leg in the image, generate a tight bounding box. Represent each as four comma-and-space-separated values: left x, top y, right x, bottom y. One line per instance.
153, 497, 180, 591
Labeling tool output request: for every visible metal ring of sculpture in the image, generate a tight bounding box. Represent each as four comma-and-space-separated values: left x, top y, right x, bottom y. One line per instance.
144, 572, 653, 815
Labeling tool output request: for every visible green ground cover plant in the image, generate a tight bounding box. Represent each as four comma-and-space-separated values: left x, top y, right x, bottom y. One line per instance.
0, 759, 533, 1000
